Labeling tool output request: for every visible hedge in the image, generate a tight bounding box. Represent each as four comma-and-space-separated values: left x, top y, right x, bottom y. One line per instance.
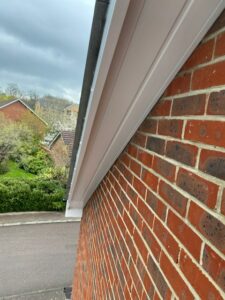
0, 178, 66, 213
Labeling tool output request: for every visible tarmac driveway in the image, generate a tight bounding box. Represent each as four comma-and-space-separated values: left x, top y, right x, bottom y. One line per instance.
0, 213, 80, 298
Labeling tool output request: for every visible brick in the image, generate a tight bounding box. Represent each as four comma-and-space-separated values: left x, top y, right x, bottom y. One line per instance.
167, 210, 202, 260
146, 136, 165, 155
123, 166, 133, 185
125, 237, 138, 267
129, 204, 142, 230
202, 244, 225, 292
133, 229, 148, 262
132, 132, 147, 148
160, 251, 194, 299
146, 190, 167, 221
177, 168, 218, 208
182, 39, 214, 71
142, 223, 161, 261
188, 202, 225, 254
137, 149, 153, 168
179, 249, 223, 300
143, 271, 154, 298
166, 141, 198, 167
141, 168, 158, 192
185, 120, 225, 148
150, 100, 172, 116
130, 158, 141, 177
126, 185, 138, 206
171, 94, 206, 116
215, 31, 225, 57
127, 144, 138, 158
158, 119, 183, 138
153, 291, 161, 300
153, 218, 180, 262
199, 149, 225, 180
159, 180, 188, 216
139, 118, 157, 134
123, 210, 134, 236
120, 152, 130, 167
222, 189, 225, 216
207, 90, 225, 115
165, 73, 191, 97
152, 156, 176, 182
147, 254, 171, 299
192, 61, 225, 90
137, 198, 154, 228
133, 176, 146, 199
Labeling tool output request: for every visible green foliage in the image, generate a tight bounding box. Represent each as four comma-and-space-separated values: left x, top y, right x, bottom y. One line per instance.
0, 161, 8, 175
0, 161, 35, 179
0, 115, 40, 163
39, 166, 68, 185
19, 149, 53, 175
0, 93, 14, 102
0, 178, 66, 213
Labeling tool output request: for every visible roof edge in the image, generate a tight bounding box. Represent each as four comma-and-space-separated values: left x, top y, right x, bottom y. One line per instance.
66, 0, 110, 200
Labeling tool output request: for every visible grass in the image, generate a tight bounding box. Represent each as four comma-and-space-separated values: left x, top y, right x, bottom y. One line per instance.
0, 161, 35, 179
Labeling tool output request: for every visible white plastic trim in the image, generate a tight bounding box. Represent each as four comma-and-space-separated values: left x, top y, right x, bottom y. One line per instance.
65, 208, 83, 219
67, 0, 225, 212
66, 0, 130, 210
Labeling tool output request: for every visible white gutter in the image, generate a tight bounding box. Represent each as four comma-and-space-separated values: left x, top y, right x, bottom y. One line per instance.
66, 0, 130, 217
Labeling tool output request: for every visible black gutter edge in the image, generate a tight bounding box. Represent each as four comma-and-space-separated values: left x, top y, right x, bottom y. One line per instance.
65, 0, 110, 202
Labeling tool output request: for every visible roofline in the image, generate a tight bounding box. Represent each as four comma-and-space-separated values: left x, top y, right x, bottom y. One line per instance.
0, 98, 48, 126
48, 132, 61, 149
66, 0, 225, 217
63, 103, 79, 111
65, 0, 110, 201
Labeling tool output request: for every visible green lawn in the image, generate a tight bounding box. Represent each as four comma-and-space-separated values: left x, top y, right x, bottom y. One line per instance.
0, 161, 35, 179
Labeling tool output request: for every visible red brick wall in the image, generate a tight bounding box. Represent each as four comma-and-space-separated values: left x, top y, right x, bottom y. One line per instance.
0, 102, 46, 135
50, 136, 69, 167
73, 11, 225, 300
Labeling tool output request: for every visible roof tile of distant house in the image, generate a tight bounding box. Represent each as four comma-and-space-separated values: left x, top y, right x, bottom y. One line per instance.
49, 130, 75, 158
61, 130, 75, 157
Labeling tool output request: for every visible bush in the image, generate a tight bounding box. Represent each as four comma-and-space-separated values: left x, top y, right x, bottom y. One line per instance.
0, 160, 9, 174
39, 167, 68, 186
0, 178, 66, 213
19, 149, 53, 175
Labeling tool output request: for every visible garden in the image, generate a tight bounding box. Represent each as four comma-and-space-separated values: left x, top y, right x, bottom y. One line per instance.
0, 114, 66, 213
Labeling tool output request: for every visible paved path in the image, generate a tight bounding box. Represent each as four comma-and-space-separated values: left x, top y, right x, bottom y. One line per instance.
0, 212, 80, 226
0, 213, 80, 298
2, 288, 66, 300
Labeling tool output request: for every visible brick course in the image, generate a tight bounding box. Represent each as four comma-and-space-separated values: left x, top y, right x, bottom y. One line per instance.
73, 10, 225, 300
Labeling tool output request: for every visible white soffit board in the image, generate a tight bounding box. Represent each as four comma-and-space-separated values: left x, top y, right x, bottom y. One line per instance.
67, 0, 225, 215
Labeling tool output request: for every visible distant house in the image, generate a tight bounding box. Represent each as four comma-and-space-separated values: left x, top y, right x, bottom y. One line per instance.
35, 101, 79, 130
48, 130, 75, 167
63, 103, 79, 129
0, 99, 47, 135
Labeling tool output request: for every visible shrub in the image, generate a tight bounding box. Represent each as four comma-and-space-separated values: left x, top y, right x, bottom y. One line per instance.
0, 178, 66, 213
39, 166, 68, 186
0, 160, 9, 174
19, 149, 53, 175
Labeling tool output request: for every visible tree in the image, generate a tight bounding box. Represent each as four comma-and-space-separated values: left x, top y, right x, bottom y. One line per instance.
0, 113, 39, 166
6, 83, 23, 98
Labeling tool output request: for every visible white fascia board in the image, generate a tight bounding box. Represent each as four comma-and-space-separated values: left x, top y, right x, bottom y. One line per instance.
66, 0, 130, 210
68, 0, 225, 211
0, 99, 19, 109
65, 208, 82, 219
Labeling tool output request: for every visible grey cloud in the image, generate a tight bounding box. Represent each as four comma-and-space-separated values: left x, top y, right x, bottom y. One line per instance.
0, 0, 95, 101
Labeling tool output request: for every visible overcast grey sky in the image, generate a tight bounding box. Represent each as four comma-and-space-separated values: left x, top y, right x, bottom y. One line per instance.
0, 0, 95, 102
